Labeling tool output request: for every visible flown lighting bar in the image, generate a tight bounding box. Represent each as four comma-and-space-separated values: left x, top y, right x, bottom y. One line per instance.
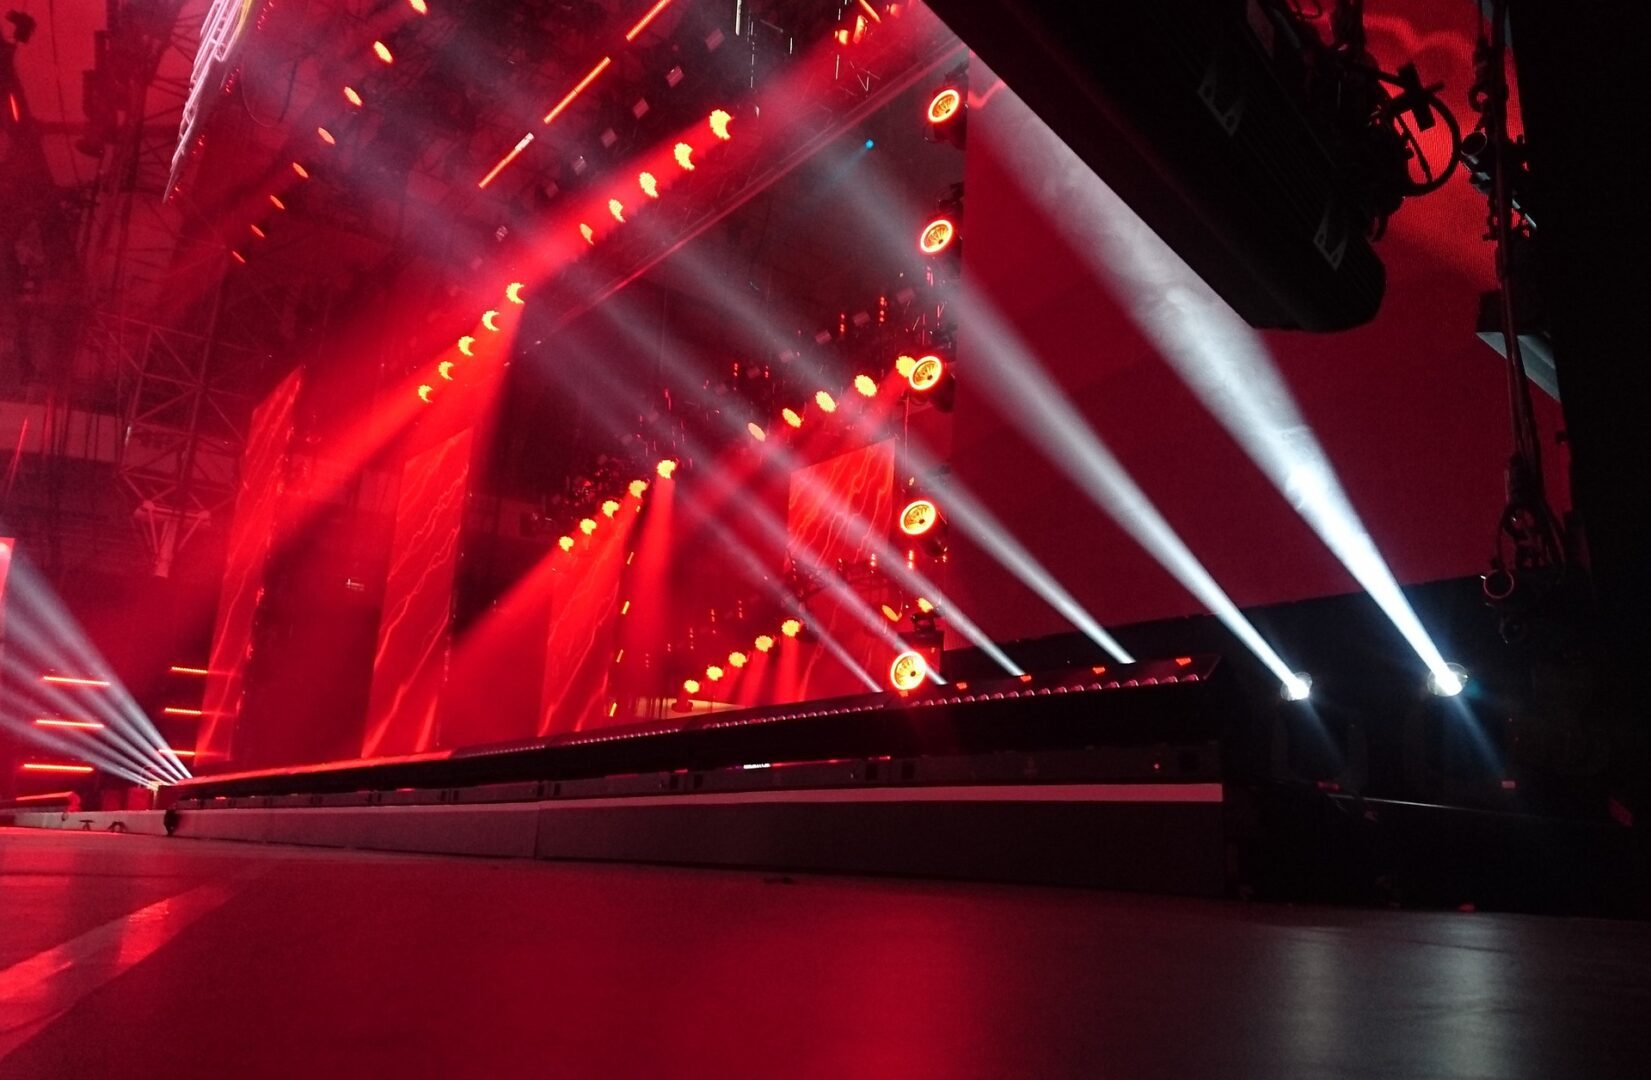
20, 763, 95, 774
477, 132, 535, 189
33, 718, 105, 730
170, 665, 210, 676
544, 57, 612, 124
13, 790, 77, 803
624, 0, 677, 41
162, 707, 205, 717
41, 675, 111, 688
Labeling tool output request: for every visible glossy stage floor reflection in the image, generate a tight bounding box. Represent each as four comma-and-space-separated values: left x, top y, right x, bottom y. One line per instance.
1, 826, 1648, 1078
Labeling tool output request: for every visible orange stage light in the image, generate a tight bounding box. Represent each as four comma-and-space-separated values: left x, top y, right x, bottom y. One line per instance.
544, 57, 612, 124
674, 143, 695, 170
927, 87, 962, 125
781, 408, 802, 429
343, 87, 363, 107
608, 198, 626, 223
854, 374, 878, 397
290, 162, 309, 179
708, 109, 733, 141
579, 518, 597, 536
729, 652, 748, 668
41, 675, 110, 688
629, 479, 648, 498
747, 422, 766, 441
268, 194, 286, 211
417, 384, 434, 404
754, 635, 776, 653
815, 390, 837, 413
33, 719, 104, 730
908, 354, 944, 392
438, 360, 456, 381
372, 41, 393, 64
601, 499, 621, 518
624, 0, 676, 41
481, 310, 501, 332
706, 665, 724, 681
506, 281, 526, 304
580, 222, 595, 244
683, 678, 701, 695
889, 651, 929, 691
639, 171, 659, 198
919, 216, 955, 254
898, 498, 939, 536
780, 619, 803, 638
21, 763, 94, 774
559, 536, 575, 552
656, 459, 677, 479
457, 336, 475, 356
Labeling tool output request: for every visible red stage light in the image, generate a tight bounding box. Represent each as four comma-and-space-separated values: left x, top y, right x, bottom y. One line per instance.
729, 651, 748, 668
33, 718, 104, 730
747, 422, 766, 441
894, 354, 917, 377
908, 354, 944, 392
815, 390, 837, 413
21, 763, 94, 774
629, 479, 648, 498
601, 499, 620, 518
624, 0, 676, 41
889, 651, 929, 691
408, 0, 428, 13
919, 217, 955, 254
372, 40, 393, 64
781, 408, 802, 429
7, 92, 18, 123
290, 162, 309, 179
230, 251, 247, 265
343, 87, 363, 107
170, 665, 210, 676
706, 665, 724, 681
673, 142, 695, 171
457, 335, 475, 356
580, 222, 595, 244
558, 536, 575, 552
854, 374, 877, 397
916, 597, 935, 614
41, 675, 110, 688
656, 459, 677, 479
881, 604, 901, 622
754, 635, 775, 653
249, 224, 266, 239
438, 361, 455, 381
608, 198, 626, 223
780, 619, 802, 638
317, 126, 335, 145
927, 87, 962, 125
417, 384, 434, 404
478, 132, 536, 189
683, 678, 701, 694
544, 57, 612, 124
708, 109, 733, 141
579, 518, 597, 536
898, 498, 939, 536
268, 194, 286, 210
506, 281, 526, 304
639, 171, 659, 198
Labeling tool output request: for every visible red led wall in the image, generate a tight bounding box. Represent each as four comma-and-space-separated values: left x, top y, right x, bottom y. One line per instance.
198, 370, 301, 768
948, 12, 1568, 645
361, 429, 472, 757
537, 512, 632, 736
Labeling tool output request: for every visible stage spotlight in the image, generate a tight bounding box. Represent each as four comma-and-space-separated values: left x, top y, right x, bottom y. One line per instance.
916, 597, 935, 613
1281, 673, 1313, 702
438, 361, 455, 380
291, 162, 309, 179
409, 0, 428, 12
782, 408, 803, 429
417, 384, 434, 403
729, 651, 748, 668
919, 216, 955, 255
372, 40, 393, 64
889, 651, 929, 691
457, 336, 475, 356
639, 171, 659, 198
580, 223, 595, 244
506, 281, 526, 304
609, 198, 626, 223
754, 635, 775, 653
343, 87, 363, 107
249, 224, 266, 239
230, 251, 247, 264
747, 422, 766, 441
709, 109, 733, 140
894, 354, 917, 378
881, 603, 902, 622
927, 87, 963, 126
683, 678, 701, 694
481, 310, 501, 332
601, 499, 620, 517
706, 665, 725, 681
908, 354, 944, 392
559, 536, 575, 552
854, 374, 878, 397
656, 459, 677, 479
815, 390, 837, 413
629, 479, 648, 498
780, 619, 803, 638
674, 143, 695, 170
579, 518, 597, 535
268, 194, 286, 210
898, 498, 939, 537
1427, 663, 1469, 697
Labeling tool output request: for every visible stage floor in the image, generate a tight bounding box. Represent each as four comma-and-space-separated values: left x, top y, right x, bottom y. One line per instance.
1, 827, 1648, 1078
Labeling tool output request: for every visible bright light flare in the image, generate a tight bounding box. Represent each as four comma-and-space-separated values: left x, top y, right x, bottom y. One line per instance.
1427, 663, 1469, 697
815, 390, 837, 413
506, 282, 526, 304
609, 198, 626, 223
898, 498, 939, 537
674, 143, 695, 170
894, 354, 917, 378
580, 223, 595, 244
781, 408, 802, 429
927, 87, 962, 125
656, 459, 677, 479
919, 217, 955, 254
747, 422, 766, 441
343, 87, 363, 107
728, 651, 748, 668
457, 336, 475, 356
629, 479, 648, 498
908, 355, 944, 392
601, 499, 620, 518
880, 604, 901, 622
372, 41, 393, 64
169, 665, 209, 676
708, 109, 733, 140
290, 162, 309, 179
639, 171, 659, 198
438, 360, 456, 381
579, 518, 598, 536
780, 619, 802, 638
754, 635, 775, 653
1282, 673, 1313, 702
854, 374, 878, 397
481, 310, 501, 332
408, 0, 427, 13
559, 536, 575, 552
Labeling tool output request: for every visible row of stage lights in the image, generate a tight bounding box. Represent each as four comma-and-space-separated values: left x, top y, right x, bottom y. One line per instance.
680, 618, 806, 699
17, 665, 209, 781
415, 281, 526, 403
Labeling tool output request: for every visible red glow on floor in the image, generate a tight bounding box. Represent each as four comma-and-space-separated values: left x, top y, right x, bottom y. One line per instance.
20, 763, 94, 774
32, 719, 104, 730
543, 57, 612, 124
477, 132, 535, 189
41, 676, 110, 688
162, 707, 204, 717
623, 0, 676, 41
908, 354, 944, 392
